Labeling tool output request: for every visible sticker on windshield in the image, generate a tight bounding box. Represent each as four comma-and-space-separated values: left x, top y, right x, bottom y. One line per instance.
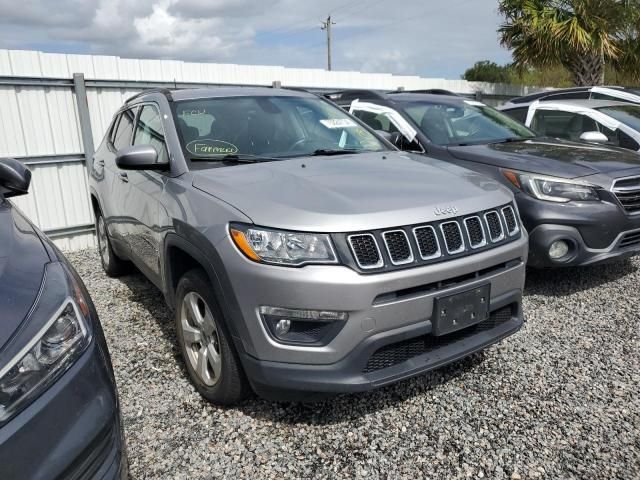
320, 118, 358, 129
186, 139, 238, 156
464, 100, 486, 107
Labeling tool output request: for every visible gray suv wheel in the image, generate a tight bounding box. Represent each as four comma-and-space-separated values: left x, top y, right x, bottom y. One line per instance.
175, 269, 250, 404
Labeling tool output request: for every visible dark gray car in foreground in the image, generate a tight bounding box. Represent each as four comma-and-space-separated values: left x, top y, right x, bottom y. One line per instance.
90, 87, 528, 404
330, 90, 640, 267
0, 158, 126, 479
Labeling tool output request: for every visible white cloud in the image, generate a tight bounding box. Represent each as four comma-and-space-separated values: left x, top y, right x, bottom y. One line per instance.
0, 0, 512, 78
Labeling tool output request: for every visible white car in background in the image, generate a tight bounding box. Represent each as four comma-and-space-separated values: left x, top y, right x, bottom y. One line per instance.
500, 86, 640, 123
501, 99, 640, 153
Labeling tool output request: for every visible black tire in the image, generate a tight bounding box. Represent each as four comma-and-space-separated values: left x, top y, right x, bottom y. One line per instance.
175, 269, 251, 405
95, 211, 128, 277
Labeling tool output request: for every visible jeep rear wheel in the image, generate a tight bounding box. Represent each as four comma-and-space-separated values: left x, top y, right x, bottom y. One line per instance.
175, 269, 250, 405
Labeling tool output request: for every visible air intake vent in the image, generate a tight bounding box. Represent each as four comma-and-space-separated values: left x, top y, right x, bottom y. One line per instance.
382, 230, 414, 265
348, 234, 383, 269
484, 211, 504, 242
413, 226, 441, 259
440, 221, 464, 254
464, 216, 486, 248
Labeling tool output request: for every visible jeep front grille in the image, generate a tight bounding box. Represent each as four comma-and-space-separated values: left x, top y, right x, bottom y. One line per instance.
612, 176, 640, 213
501, 206, 519, 236
382, 230, 414, 265
484, 211, 504, 242
413, 226, 440, 259
347, 234, 383, 269
344, 203, 520, 272
463, 216, 486, 248
440, 221, 464, 254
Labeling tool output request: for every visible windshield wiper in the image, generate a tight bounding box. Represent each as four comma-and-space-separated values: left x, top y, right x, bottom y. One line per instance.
491, 137, 532, 144
309, 148, 364, 156
190, 154, 275, 163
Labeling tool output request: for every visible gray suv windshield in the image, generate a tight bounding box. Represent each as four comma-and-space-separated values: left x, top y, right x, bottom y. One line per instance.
174, 96, 386, 165
403, 101, 536, 146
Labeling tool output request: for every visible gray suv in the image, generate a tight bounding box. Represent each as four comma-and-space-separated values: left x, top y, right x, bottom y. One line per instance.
89, 87, 528, 404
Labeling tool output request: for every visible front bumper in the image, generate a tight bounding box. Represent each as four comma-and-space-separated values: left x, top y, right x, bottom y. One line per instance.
515, 192, 640, 268
0, 340, 127, 480
217, 231, 528, 398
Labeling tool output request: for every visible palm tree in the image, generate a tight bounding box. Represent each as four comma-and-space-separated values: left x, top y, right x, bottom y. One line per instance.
498, 0, 636, 86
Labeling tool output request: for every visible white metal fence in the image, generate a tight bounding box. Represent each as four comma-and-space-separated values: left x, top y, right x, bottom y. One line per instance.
0, 48, 541, 251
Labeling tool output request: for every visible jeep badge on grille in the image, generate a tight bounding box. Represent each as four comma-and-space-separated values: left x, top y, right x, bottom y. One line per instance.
434, 206, 458, 216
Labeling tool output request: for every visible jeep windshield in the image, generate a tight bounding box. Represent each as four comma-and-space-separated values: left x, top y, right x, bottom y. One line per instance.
402, 100, 537, 146
173, 95, 387, 166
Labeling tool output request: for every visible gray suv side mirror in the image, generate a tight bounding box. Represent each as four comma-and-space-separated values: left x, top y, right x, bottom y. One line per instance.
0, 158, 31, 198
115, 145, 168, 171
579, 131, 609, 144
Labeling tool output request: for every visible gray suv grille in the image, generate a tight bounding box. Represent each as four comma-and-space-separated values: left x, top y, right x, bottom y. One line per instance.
612, 176, 640, 213
347, 234, 383, 269
344, 203, 519, 272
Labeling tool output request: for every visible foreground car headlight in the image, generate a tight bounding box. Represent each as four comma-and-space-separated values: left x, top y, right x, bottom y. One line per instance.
230, 224, 338, 266
0, 263, 92, 425
503, 170, 599, 203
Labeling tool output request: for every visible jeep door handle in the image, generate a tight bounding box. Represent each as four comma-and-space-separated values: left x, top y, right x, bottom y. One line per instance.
97, 160, 105, 167
119, 172, 129, 182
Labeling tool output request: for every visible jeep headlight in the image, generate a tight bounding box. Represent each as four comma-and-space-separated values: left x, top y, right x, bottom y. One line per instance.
230, 224, 338, 266
503, 170, 599, 203
0, 262, 92, 425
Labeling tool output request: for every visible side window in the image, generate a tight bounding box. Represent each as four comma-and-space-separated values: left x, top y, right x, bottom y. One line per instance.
352, 108, 422, 151
133, 105, 169, 164
502, 107, 528, 124
591, 92, 622, 101
618, 130, 640, 150
112, 109, 136, 150
531, 110, 588, 140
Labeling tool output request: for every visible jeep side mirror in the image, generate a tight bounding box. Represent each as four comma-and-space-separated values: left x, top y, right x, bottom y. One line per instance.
0, 158, 31, 198
579, 131, 609, 144
116, 145, 168, 171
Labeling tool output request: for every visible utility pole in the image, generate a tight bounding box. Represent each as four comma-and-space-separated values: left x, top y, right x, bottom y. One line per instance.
321, 15, 336, 71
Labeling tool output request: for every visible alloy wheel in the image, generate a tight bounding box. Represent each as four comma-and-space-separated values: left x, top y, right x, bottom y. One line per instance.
179, 292, 222, 386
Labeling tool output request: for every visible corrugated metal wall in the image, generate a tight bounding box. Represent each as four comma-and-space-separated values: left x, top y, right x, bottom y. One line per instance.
0, 49, 538, 251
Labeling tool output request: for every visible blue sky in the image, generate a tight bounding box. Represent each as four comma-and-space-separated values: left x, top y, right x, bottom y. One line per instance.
0, 0, 513, 79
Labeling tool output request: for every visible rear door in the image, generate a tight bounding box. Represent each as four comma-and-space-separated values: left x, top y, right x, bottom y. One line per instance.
102, 107, 137, 246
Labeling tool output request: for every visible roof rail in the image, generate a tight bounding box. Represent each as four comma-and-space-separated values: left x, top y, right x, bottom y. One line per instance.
388, 89, 460, 96
126, 88, 175, 104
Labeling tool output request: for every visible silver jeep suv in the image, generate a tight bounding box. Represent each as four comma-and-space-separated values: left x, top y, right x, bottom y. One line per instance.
89, 87, 528, 403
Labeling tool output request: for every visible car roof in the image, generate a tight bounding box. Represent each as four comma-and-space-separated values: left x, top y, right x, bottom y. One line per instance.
128, 86, 317, 104
506, 85, 640, 105
532, 99, 639, 109
383, 92, 465, 104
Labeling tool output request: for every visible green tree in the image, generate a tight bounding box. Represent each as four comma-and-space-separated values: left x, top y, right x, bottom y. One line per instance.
462, 60, 513, 83
498, 0, 639, 86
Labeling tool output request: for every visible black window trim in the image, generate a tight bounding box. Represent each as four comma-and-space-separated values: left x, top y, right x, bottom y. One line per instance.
109, 106, 138, 151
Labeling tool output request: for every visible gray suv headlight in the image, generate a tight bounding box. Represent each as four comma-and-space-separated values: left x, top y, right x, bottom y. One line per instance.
503, 169, 599, 203
0, 262, 92, 425
230, 224, 338, 266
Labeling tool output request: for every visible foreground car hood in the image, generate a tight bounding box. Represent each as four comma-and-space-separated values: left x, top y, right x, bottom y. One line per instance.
447, 138, 640, 179
0, 201, 49, 351
192, 152, 513, 232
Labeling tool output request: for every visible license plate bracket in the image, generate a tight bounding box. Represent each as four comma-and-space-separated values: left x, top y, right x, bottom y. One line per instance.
432, 284, 491, 336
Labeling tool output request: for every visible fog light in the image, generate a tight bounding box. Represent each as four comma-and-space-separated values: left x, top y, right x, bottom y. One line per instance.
275, 319, 291, 336
549, 240, 569, 259
259, 306, 348, 345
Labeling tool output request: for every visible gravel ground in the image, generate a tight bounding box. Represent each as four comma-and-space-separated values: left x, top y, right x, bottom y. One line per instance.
69, 249, 640, 479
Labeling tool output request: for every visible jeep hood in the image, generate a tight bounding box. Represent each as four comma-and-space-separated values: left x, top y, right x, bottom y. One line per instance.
192, 152, 513, 232
447, 138, 640, 179
0, 201, 49, 351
